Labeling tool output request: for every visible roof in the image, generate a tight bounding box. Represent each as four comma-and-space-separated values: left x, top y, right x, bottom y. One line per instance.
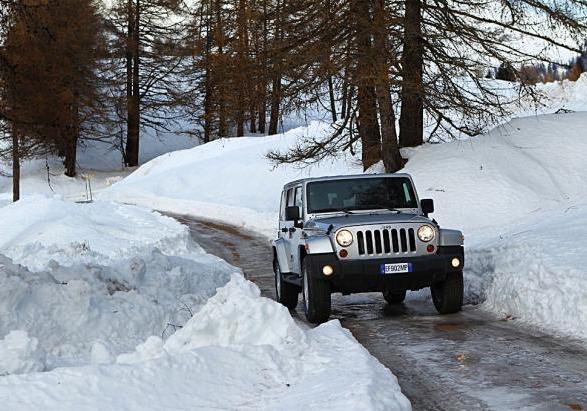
283, 173, 413, 189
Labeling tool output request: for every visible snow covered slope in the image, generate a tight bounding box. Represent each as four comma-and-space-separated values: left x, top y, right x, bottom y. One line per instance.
102, 109, 587, 342
100, 121, 362, 237
0, 196, 411, 410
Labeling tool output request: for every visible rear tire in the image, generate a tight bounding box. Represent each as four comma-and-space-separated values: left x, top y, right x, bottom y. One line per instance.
431, 271, 463, 314
302, 258, 331, 324
383, 289, 407, 304
274, 260, 299, 310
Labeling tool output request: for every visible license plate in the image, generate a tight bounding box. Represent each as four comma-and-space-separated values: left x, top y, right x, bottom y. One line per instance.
380, 263, 412, 275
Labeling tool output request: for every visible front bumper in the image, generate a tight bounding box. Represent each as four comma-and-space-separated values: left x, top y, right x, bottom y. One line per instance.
307, 246, 464, 293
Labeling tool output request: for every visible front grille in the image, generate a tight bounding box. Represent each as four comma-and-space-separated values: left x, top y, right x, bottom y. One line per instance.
357, 228, 417, 255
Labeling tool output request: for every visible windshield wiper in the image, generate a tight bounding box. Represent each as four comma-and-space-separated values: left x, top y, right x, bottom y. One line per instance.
360, 204, 401, 213
313, 207, 357, 214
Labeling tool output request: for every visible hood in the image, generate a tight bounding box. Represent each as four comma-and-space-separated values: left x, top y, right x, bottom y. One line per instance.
304, 212, 433, 231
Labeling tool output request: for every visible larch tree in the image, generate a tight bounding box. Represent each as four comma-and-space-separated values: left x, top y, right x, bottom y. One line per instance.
106, 0, 189, 167
397, 0, 587, 146
0, 0, 106, 179
267, 0, 587, 170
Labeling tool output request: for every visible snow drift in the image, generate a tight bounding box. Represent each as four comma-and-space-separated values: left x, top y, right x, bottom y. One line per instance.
0, 196, 411, 410
0, 196, 203, 271
0, 197, 234, 369
0, 275, 411, 411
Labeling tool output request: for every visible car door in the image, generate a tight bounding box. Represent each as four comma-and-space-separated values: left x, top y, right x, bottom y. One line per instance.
274, 190, 290, 273
289, 186, 304, 274
277, 187, 295, 273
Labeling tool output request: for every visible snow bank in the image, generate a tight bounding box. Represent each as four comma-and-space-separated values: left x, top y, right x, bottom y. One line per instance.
402, 113, 587, 241
401, 113, 587, 341
103, 108, 587, 342
0, 275, 410, 411
0, 196, 195, 271
0, 197, 234, 370
465, 204, 587, 340
0, 196, 410, 409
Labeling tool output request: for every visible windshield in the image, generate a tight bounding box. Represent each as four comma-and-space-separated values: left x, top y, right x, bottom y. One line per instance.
306, 177, 418, 214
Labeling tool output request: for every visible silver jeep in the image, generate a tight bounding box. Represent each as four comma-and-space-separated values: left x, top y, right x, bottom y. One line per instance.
271, 173, 465, 323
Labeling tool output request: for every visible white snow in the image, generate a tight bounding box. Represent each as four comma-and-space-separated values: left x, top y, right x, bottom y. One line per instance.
0, 331, 44, 376
101, 77, 587, 343
0, 195, 411, 409
0, 196, 200, 271
0, 196, 235, 369
0, 272, 410, 411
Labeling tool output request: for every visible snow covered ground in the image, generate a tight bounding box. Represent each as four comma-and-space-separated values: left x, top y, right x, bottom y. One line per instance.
0, 196, 410, 409
101, 77, 587, 343
0, 127, 201, 206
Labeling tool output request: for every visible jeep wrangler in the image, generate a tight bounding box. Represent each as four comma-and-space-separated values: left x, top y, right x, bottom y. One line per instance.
271, 174, 465, 323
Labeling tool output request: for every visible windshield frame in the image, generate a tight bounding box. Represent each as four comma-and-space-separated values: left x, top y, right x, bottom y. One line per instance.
304, 176, 422, 217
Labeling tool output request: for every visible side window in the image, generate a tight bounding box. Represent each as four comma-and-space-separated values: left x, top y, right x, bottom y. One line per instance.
294, 186, 303, 209
286, 188, 295, 207
279, 190, 286, 220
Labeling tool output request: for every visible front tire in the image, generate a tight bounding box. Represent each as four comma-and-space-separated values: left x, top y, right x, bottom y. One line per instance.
383, 289, 407, 304
431, 271, 463, 314
274, 260, 299, 310
302, 258, 331, 324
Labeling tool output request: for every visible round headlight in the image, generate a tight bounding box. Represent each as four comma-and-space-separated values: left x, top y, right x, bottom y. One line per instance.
336, 230, 354, 247
417, 225, 435, 242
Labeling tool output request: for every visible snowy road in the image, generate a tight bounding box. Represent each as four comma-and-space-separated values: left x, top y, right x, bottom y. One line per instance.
175, 216, 587, 411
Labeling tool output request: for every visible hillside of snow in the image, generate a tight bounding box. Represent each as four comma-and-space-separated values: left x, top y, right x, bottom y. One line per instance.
102, 93, 587, 342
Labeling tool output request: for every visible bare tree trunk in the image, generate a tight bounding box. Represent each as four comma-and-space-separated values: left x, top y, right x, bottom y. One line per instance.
203, 15, 213, 143
125, 0, 133, 162
328, 75, 337, 123
64, 134, 78, 177
249, 109, 257, 133
258, 0, 268, 134
64, 94, 80, 177
235, 0, 246, 137
341, 71, 348, 120
215, 0, 228, 138
268, 0, 283, 135
12, 127, 20, 202
268, 75, 281, 135
373, 0, 402, 172
125, 0, 141, 166
399, 0, 424, 148
352, 0, 381, 170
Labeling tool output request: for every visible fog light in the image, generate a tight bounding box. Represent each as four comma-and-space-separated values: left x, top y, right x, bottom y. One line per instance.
322, 265, 334, 276
451, 258, 461, 268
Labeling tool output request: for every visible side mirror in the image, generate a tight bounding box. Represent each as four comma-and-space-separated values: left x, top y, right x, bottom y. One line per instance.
421, 199, 434, 215
285, 206, 300, 222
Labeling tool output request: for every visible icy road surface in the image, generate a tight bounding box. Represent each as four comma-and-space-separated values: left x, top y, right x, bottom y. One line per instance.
176, 216, 587, 411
